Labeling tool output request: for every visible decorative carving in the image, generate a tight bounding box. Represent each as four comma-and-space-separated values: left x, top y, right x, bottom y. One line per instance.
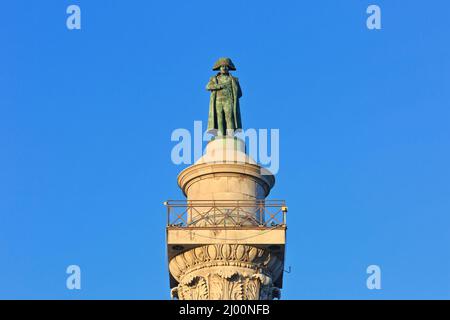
172, 270, 280, 300
173, 276, 209, 300
169, 244, 283, 300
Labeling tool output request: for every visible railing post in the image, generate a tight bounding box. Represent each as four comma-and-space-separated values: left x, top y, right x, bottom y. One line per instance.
260, 201, 263, 226
237, 200, 240, 225
167, 202, 170, 226
213, 200, 216, 227
187, 202, 190, 226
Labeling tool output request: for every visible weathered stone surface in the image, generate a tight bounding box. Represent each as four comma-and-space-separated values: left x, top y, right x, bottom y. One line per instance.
176, 137, 274, 227
169, 245, 282, 300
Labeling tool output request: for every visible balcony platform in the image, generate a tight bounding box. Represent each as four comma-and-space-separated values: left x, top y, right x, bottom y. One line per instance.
165, 200, 287, 288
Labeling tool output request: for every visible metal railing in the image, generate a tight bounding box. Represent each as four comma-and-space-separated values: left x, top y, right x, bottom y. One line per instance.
165, 200, 287, 228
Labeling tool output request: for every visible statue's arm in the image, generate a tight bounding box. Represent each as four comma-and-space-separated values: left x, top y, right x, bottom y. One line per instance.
206, 77, 222, 91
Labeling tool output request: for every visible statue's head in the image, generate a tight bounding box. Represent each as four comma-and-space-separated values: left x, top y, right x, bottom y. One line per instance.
212, 57, 236, 74
219, 65, 229, 75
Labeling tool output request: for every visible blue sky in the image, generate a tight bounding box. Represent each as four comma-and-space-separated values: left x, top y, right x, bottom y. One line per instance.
1, 0, 449, 299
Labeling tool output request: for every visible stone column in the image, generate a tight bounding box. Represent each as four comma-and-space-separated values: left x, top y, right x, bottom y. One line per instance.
167, 136, 286, 300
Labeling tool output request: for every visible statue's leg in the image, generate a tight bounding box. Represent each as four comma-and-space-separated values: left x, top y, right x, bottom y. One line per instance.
216, 102, 225, 136
224, 104, 235, 136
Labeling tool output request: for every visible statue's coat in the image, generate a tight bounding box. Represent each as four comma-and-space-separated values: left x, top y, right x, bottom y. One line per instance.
206, 74, 242, 133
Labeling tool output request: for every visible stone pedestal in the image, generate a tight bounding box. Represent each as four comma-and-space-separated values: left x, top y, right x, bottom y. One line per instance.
166, 137, 286, 300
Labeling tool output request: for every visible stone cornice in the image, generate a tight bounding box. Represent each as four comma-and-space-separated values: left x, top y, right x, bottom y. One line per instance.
177, 162, 275, 197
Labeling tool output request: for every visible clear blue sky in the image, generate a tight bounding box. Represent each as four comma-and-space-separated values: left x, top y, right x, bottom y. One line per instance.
1, 0, 449, 299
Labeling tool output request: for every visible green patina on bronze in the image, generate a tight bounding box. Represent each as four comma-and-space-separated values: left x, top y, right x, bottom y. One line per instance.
206, 57, 242, 136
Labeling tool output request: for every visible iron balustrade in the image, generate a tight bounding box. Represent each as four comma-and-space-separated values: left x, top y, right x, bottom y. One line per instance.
165, 200, 287, 228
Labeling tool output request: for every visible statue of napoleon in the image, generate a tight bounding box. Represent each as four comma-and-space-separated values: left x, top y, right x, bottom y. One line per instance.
206, 57, 242, 136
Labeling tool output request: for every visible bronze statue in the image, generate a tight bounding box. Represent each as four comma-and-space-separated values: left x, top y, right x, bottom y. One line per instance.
206, 57, 242, 136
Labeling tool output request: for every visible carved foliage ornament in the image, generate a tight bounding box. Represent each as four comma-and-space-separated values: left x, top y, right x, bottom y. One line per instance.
169, 244, 283, 281
169, 244, 283, 300
171, 270, 281, 300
